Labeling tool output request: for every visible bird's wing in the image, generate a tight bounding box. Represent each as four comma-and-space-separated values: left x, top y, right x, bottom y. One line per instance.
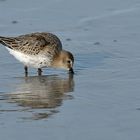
0, 33, 62, 56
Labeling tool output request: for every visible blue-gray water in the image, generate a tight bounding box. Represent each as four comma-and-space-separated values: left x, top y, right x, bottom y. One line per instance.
1, 0, 140, 140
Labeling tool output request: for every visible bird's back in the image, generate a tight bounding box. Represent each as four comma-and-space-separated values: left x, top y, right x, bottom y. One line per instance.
0, 32, 62, 55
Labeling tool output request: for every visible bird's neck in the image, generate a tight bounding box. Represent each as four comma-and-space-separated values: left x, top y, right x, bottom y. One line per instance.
51, 51, 64, 68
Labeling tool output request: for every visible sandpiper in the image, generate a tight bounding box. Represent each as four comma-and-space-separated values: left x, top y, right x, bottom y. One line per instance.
0, 32, 74, 76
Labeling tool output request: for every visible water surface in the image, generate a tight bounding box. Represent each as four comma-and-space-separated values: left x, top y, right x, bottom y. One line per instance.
0, 0, 140, 140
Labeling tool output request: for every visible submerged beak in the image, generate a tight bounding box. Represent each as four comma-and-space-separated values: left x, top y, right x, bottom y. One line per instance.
69, 68, 74, 74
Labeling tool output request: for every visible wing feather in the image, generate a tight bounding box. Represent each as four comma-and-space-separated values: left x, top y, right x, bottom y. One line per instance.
0, 32, 62, 56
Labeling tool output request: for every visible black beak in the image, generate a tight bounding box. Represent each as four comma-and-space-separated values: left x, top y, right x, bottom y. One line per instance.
69, 68, 74, 74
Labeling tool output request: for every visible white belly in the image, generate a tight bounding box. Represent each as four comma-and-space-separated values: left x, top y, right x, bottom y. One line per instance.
6, 48, 51, 68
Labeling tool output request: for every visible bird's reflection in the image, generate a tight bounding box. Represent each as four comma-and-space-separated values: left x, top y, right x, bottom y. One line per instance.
0, 74, 74, 120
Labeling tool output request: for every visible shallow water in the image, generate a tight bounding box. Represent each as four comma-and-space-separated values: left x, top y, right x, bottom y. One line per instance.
1, 0, 140, 140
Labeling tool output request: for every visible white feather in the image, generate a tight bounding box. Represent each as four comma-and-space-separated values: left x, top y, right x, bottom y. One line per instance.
6, 48, 51, 68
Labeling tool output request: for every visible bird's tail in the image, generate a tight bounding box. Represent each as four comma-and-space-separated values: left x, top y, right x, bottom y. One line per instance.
0, 36, 16, 49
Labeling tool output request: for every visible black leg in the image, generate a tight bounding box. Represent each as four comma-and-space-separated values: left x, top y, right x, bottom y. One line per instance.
38, 68, 42, 76
24, 66, 28, 77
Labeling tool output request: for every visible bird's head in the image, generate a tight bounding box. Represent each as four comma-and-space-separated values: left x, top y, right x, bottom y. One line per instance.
52, 50, 74, 74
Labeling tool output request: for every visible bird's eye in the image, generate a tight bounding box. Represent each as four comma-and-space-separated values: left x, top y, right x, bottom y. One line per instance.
67, 60, 71, 64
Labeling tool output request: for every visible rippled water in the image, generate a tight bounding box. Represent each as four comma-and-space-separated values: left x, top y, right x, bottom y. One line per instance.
0, 74, 74, 120
1, 0, 140, 140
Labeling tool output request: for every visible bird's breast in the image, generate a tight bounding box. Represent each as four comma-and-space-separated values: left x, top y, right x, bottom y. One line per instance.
6, 48, 52, 68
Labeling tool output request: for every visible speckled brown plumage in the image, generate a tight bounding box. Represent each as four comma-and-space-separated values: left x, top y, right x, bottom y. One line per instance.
0, 32, 62, 56
0, 32, 74, 76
